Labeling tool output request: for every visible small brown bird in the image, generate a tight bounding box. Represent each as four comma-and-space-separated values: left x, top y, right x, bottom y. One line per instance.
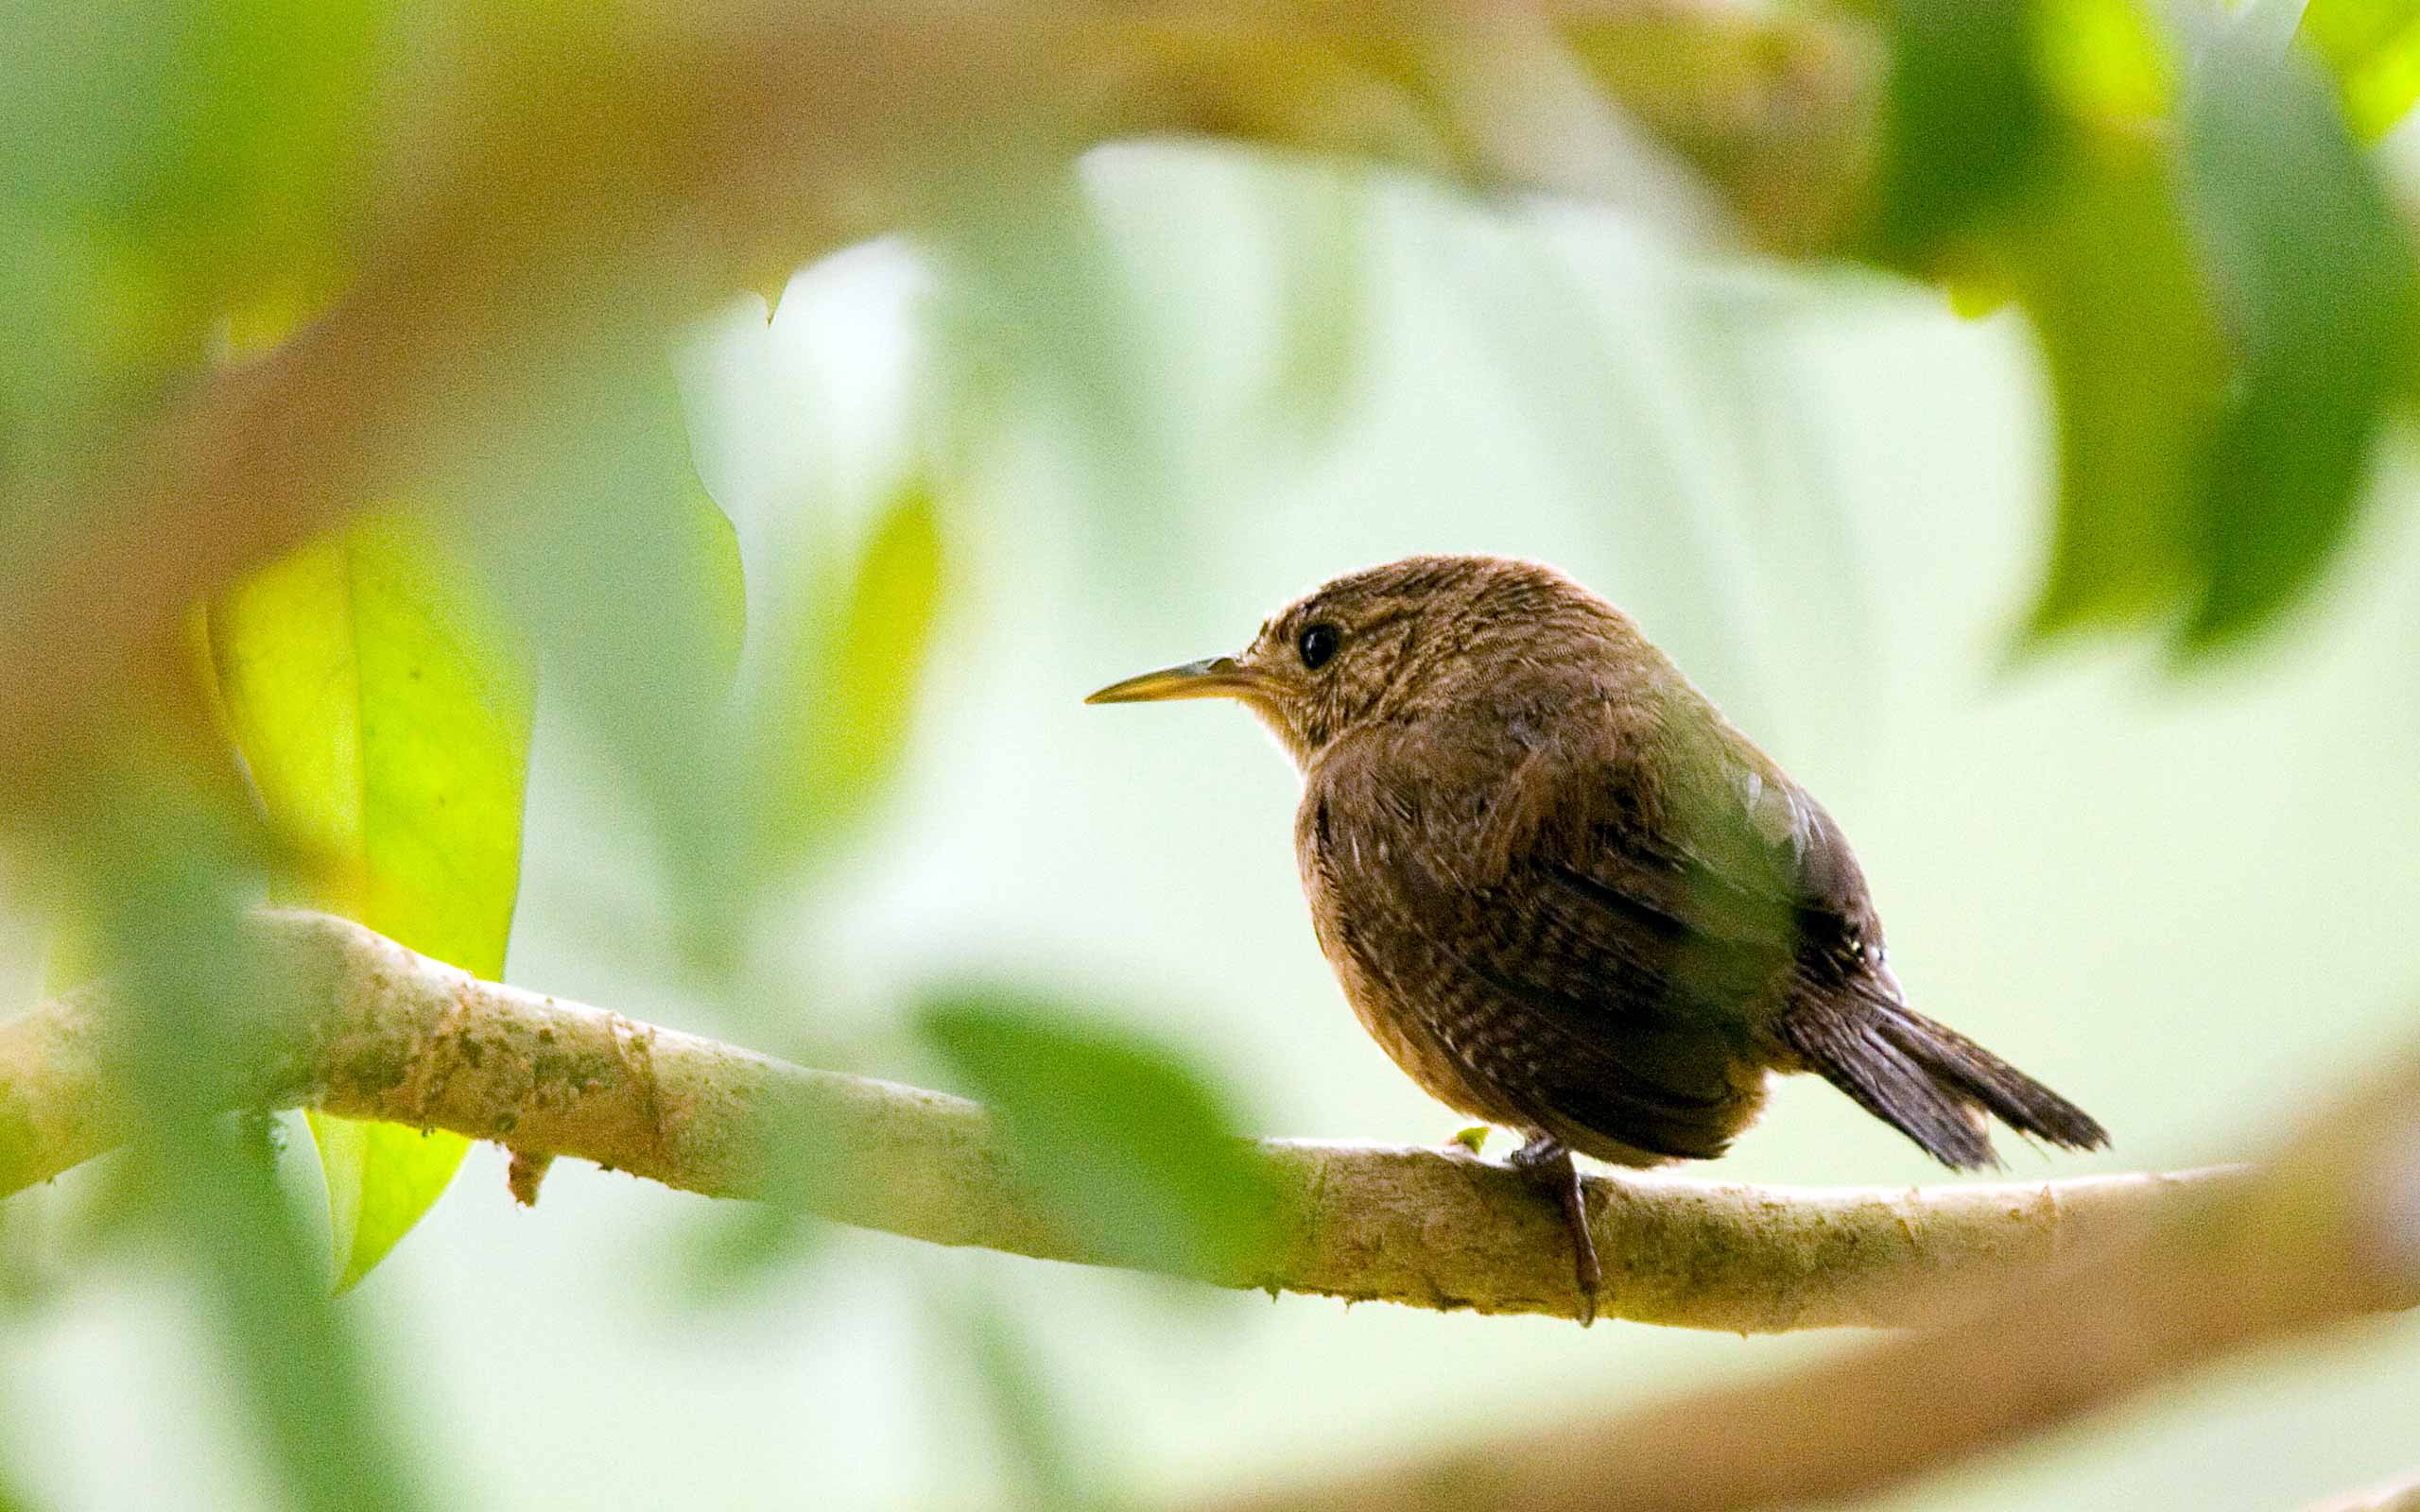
1088, 554, 2107, 1321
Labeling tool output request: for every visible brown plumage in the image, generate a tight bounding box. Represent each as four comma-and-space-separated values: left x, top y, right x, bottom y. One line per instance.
1088, 554, 2107, 1320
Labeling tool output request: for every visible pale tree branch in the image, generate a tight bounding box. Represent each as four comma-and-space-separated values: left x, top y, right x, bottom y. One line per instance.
3, 909, 2234, 1333
2310, 1475, 2420, 1512
1198, 1046, 2420, 1512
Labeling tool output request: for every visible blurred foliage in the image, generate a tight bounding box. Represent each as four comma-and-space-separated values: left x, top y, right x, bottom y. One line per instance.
433, 348, 753, 951
2305, 0, 2420, 137
2002, 134, 2227, 634
1872, 0, 2049, 265
57, 765, 427, 1512
2176, 21, 2415, 645
1254, 159, 1376, 448
920, 988, 1281, 1280
946, 1285, 1124, 1512
2036, 0, 2171, 122
0, 0, 384, 489
926, 172, 1176, 530
1875, 1, 2420, 651
7, 0, 2420, 1507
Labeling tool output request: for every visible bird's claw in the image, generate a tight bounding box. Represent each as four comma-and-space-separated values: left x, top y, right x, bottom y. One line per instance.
1510, 1135, 1599, 1326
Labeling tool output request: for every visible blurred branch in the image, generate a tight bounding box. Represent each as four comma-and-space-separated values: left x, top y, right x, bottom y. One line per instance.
1, 910, 2245, 1332
2310, 1476, 2420, 1512
0, 0, 1876, 802
1201, 1056, 2420, 1512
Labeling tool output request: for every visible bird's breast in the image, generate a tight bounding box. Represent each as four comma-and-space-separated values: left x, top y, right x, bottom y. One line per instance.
1292, 781, 1532, 1126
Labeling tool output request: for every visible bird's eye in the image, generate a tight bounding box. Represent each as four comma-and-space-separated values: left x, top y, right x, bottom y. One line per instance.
1297, 622, 1341, 671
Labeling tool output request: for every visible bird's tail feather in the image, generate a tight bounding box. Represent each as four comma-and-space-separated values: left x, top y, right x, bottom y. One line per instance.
1781, 996, 2109, 1171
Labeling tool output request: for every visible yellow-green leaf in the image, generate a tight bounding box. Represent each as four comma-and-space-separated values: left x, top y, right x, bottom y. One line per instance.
2304, 0, 2420, 138
753, 481, 945, 878
2036, 0, 2172, 124
1943, 256, 2015, 319
210, 512, 534, 1289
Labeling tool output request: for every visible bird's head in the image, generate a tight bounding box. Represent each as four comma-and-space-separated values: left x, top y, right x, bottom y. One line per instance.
1085, 554, 1631, 769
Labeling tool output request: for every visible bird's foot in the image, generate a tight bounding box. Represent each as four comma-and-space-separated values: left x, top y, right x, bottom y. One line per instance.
1510, 1135, 1600, 1327
1446, 1125, 1492, 1156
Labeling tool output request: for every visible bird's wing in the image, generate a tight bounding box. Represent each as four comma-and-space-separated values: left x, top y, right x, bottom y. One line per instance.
1305, 709, 1843, 1159
1535, 696, 1883, 1010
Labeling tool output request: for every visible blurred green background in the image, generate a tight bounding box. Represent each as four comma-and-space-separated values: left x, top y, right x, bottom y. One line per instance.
11, 1, 2420, 1505
9, 128, 2420, 1506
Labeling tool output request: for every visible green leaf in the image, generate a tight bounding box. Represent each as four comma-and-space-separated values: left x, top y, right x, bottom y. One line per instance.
2013, 21, 2414, 653
1872, 0, 2051, 266
209, 512, 534, 1288
2036, 0, 2172, 122
752, 479, 945, 878
2303, 0, 2420, 138
2014, 134, 2229, 640
2176, 24, 2417, 649
2302, 0, 2420, 65
918, 987, 1280, 1278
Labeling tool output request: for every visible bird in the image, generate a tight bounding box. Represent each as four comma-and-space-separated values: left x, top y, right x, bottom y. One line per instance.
1086, 553, 2108, 1323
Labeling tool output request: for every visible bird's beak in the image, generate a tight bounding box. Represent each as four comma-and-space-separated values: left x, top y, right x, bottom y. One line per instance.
1083, 656, 1269, 705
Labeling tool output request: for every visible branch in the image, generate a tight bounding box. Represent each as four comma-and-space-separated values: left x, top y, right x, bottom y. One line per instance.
1198, 1048, 2420, 1512
2311, 1477, 2420, 1512
4, 909, 2235, 1332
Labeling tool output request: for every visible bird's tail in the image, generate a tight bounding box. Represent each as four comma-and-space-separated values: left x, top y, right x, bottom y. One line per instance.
1780, 995, 2109, 1171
